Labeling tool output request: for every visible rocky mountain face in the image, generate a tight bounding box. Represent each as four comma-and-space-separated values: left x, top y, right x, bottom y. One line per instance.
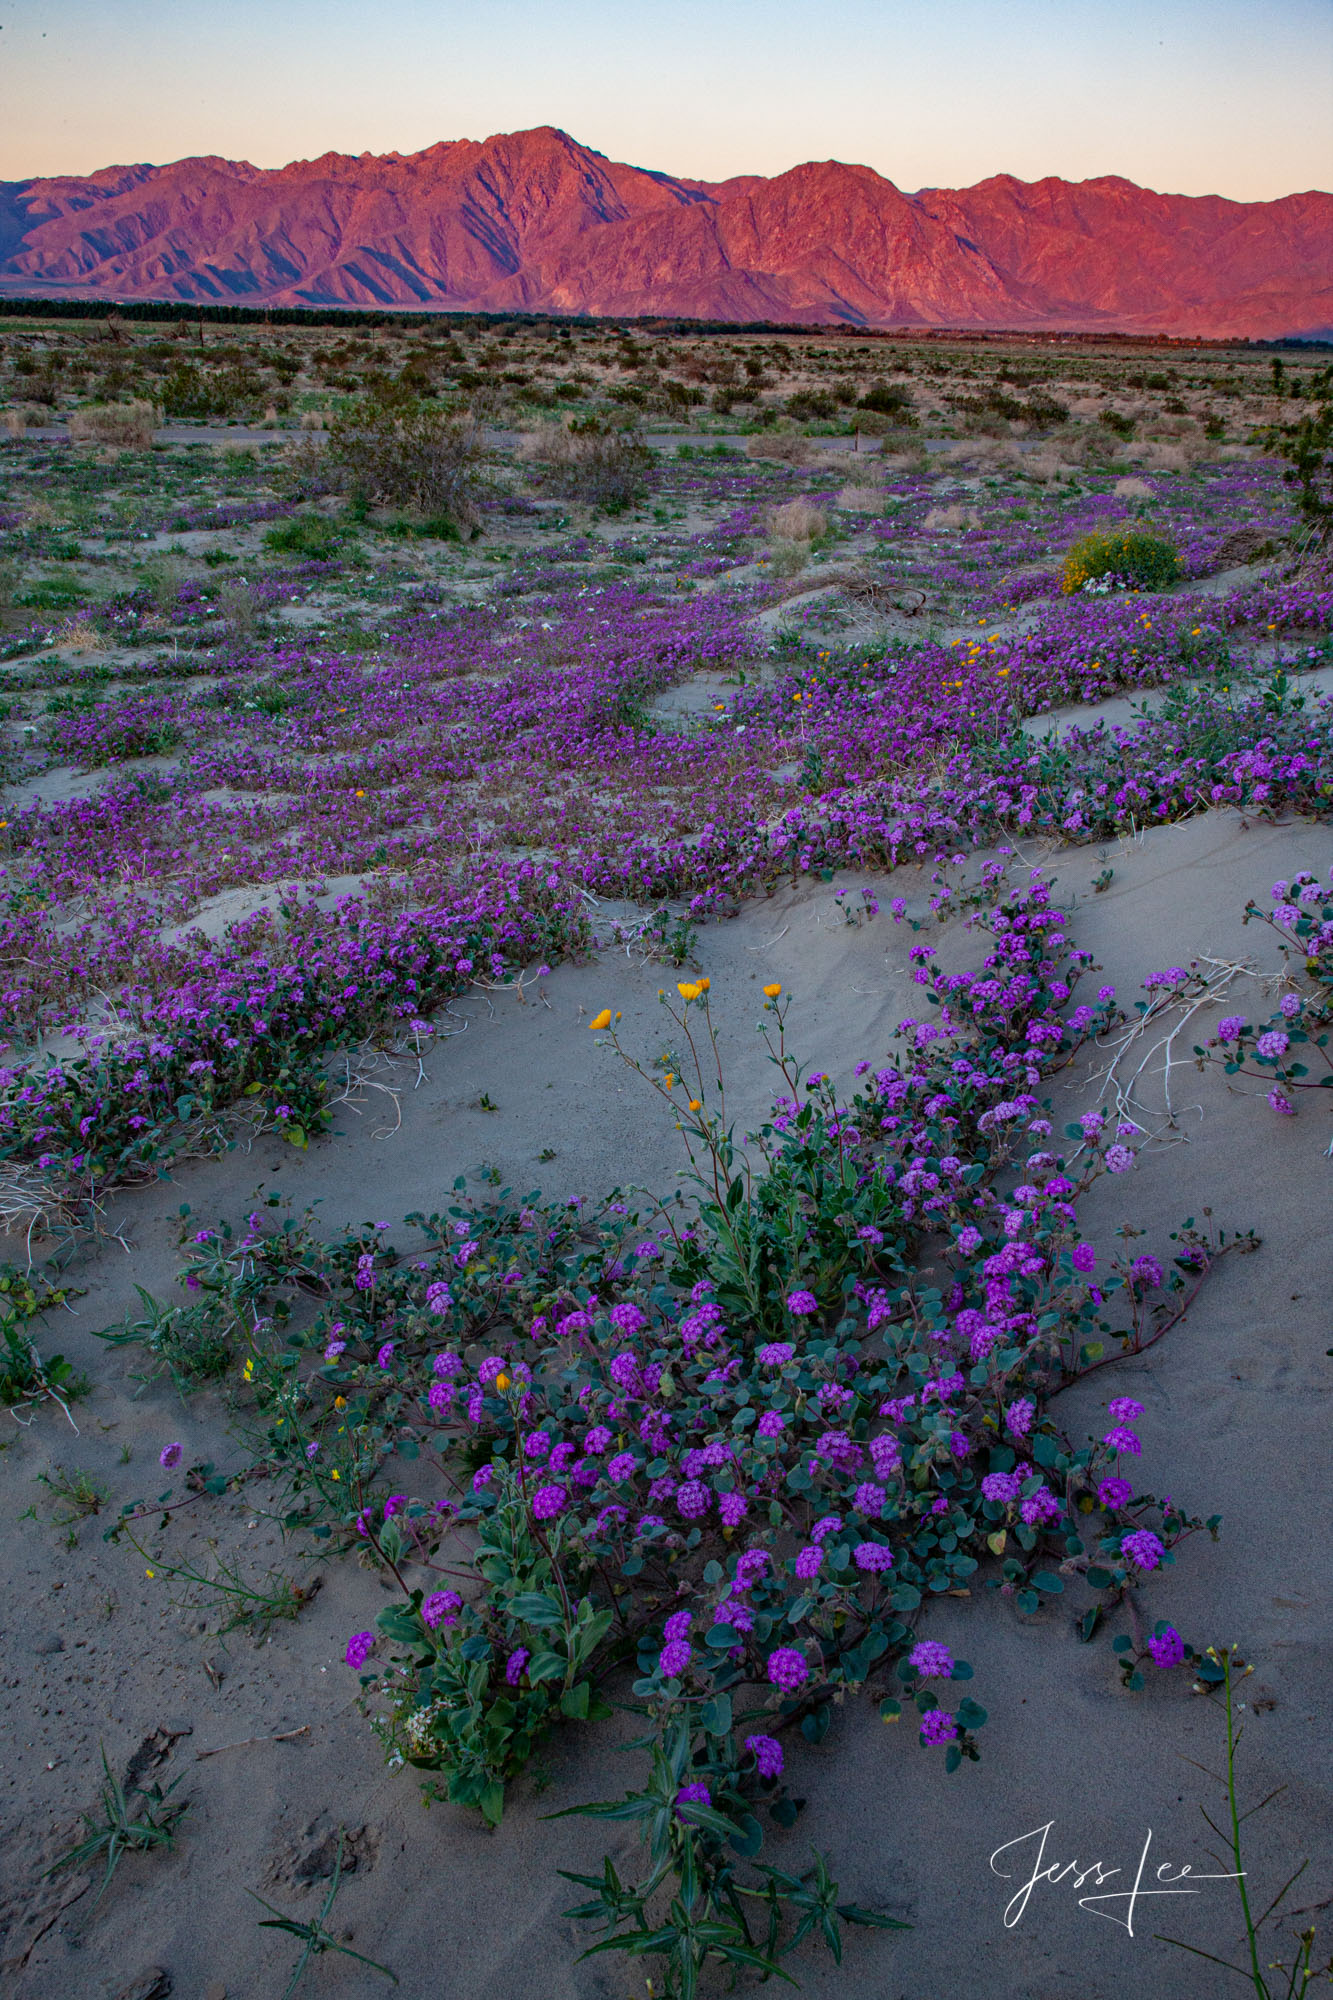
0, 126, 1328, 336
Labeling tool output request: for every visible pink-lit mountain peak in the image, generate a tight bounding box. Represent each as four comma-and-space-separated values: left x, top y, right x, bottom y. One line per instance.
1, 126, 1328, 337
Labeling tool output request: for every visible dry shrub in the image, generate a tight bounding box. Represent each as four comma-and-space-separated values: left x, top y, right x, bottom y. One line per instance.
520, 418, 650, 511
835, 483, 887, 514
68, 401, 160, 449
942, 439, 1010, 472
3, 405, 47, 439
24, 499, 59, 528
1140, 442, 1193, 473
216, 580, 261, 639
1022, 451, 1078, 484
299, 410, 328, 431
142, 554, 189, 609
1210, 525, 1278, 568
278, 432, 342, 500
58, 619, 101, 654
1112, 476, 1154, 499
770, 499, 828, 543
768, 543, 808, 580
745, 432, 812, 466
923, 504, 982, 532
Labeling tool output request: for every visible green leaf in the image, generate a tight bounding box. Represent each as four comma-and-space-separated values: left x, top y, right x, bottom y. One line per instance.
525, 1649, 566, 1684
560, 1680, 591, 1719
375, 1605, 422, 1643
700, 1693, 732, 1737
1031, 1571, 1065, 1594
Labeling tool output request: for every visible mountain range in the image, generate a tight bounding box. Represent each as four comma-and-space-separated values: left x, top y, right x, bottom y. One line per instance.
0, 126, 1329, 338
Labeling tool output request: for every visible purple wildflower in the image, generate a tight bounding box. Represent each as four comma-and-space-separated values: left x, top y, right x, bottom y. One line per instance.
920, 1708, 959, 1745
1121, 1528, 1165, 1571
345, 1631, 375, 1670
766, 1647, 809, 1693
1147, 1627, 1186, 1669
910, 1640, 955, 1679
745, 1734, 784, 1779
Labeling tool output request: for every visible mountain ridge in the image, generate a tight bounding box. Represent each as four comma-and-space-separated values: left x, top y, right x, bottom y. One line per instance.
1, 125, 1329, 337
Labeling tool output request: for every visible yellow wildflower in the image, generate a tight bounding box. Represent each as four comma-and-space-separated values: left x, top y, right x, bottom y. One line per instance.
677, 982, 701, 1001
588, 1008, 612, 1031
763, 982, 782, 998
688, 1098, 702, 1112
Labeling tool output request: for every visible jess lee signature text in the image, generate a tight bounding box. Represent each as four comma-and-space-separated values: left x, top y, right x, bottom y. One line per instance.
990, 1820, 1244, 1935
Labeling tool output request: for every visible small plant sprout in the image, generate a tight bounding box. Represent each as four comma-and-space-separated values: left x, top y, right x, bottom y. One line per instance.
44, 1746, 190, 1904
1158, 1645, 1333, 1997
249, 1833, 398, 1998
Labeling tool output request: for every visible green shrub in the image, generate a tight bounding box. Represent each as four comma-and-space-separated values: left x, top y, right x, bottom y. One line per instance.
859, 380, 915, 419
263, 513, 349, 560
381, 514, 462, 542
1061, 528, 1182, 594
327, 401, 485, 531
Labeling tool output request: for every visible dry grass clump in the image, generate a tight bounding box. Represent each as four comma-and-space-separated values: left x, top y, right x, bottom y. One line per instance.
1138, 442, 1195, 473
745, 432, 812, 466
215, 579, 262, 639
835, 483, 887, 514
1112, 476, 1154, 499
57, 620, 102, 654
1021, 451, 1079, 484
923, 503, 982, 532
770, 499, 828, 543
941, 439, 1012, 472
520, 418, 650, 511
3, 405, 48, 439
68, 401, 160, 449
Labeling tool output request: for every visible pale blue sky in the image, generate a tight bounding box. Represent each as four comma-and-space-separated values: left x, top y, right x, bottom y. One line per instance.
0, 0, 1329, 198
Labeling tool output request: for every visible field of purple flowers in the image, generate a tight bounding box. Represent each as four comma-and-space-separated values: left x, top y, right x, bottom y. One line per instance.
0, 425, 1328, 1228
3, 325, 1332, 1997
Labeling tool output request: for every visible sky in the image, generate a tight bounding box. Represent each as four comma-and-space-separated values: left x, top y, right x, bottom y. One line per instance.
0, 0, 1330, 199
